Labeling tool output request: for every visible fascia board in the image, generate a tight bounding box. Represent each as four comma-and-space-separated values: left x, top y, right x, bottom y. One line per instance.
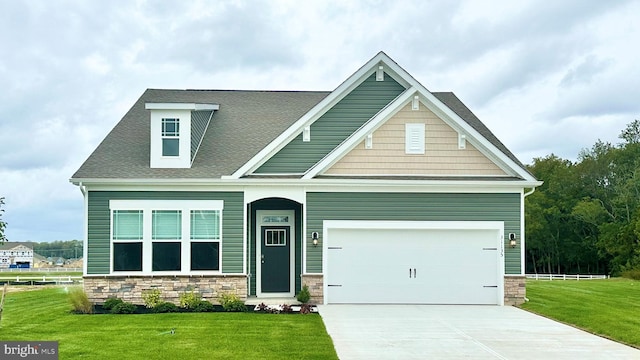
145, 103, 220, 111
70, 176, 542, 190
228, 52, 400, 179
302, 87, 417, 179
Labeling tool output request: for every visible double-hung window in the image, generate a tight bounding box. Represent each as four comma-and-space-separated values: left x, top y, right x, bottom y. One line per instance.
112, 210, 143, 271
152, 210, 182, 271
161, 118, 179, 156
190, 210, 221, 270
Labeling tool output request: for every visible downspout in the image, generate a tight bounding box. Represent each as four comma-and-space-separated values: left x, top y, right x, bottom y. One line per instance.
524, 187, 536, 197
79, 182, 88, 277
522, 187, 535, 302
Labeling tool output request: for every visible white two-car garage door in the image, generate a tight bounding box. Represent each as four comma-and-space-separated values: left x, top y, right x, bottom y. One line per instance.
323, 221, 504, 305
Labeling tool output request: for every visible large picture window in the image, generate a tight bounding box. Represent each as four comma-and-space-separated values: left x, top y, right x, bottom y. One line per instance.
110, 200, 223, 274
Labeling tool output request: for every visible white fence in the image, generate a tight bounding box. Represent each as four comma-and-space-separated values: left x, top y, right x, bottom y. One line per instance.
525, 274, 609, 280
0, 268, 82, 273
0, 275, 83, 285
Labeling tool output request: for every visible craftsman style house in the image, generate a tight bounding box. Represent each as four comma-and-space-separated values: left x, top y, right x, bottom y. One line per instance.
71, 52, 540, 305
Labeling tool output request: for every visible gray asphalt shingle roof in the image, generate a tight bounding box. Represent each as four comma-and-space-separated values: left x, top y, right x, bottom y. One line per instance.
71, 88, 526, 180
72, 89, 330, 179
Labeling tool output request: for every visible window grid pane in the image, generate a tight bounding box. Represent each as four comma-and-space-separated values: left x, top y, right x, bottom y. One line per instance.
113, 242, 142, 271
152, 210, 182, 240
162, 138, 179, 156
161, 118, 179, 136
113, 210, 143, 240
191, 242, 220, 270
190, 210, 220, 240
152, 242, 181, 271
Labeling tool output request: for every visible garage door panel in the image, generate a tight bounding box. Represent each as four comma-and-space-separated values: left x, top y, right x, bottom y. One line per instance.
325, 224, 503, 304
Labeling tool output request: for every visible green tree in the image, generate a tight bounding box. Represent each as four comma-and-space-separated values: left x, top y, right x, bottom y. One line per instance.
0, 197, 7, 243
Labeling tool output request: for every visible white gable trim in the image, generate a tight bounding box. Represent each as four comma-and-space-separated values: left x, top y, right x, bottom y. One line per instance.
295, 53, 536, 181
225, 52, 410, 179
302, 88, 417, 179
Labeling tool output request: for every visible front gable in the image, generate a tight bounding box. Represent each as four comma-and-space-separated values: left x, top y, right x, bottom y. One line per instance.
324, 101, 507, 176
231, 52, 535, 182
253, 72, 406, 174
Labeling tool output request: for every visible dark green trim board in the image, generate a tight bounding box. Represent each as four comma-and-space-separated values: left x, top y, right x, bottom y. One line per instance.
306, 192, 522, 274
255, 73, 406, 173
86, 191, 243, 275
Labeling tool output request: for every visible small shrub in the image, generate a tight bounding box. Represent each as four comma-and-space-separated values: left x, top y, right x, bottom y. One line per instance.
257, 302, 269, 312
281, 304, 293, 313
103, 297, 124, 310
69, 288, 93, 314
621, 268, 640, 280
193, 300, 215, 312
142, 289, 162, 308
299, 303, 313, 315
218, 293, 246, 312
296, 284, 311, 304
152, 301, 179, 313
179, 291, 201, 310
111, 301, 137, 314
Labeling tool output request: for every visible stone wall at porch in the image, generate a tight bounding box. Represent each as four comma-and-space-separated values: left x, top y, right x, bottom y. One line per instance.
504, 275, 526, 306
301, 274, 323, 304
83, 275, 248, 305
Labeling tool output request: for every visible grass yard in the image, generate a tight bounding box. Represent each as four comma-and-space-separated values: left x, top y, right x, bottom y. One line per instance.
0, 287, 338, 359
521, 278, 640, 348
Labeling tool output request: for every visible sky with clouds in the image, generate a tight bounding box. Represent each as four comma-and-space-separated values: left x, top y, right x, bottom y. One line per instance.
1, 0, 639, 243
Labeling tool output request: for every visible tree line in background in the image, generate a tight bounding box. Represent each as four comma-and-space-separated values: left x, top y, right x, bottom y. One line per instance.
33, 240, 83, 259
526, 120, 640, 276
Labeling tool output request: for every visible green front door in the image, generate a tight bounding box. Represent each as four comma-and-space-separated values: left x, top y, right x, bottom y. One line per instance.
261, 226, 291, 293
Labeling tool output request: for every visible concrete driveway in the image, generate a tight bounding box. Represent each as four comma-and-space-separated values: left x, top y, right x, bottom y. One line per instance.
318, 305, 640, 360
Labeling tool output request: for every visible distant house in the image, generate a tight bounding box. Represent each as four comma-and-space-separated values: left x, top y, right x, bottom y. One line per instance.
0, 242, 35, 269
71, 52, 541, 306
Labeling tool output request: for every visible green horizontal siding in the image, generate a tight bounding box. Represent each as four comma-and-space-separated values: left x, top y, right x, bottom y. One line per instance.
306, 192, 521, 274
87, 191, 243, 275
190, 110, 212, 160
255, 73, 406, 173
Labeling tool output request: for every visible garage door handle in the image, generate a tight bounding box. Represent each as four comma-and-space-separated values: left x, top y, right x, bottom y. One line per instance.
413, 268, 417, 278
409, 268, 417, 278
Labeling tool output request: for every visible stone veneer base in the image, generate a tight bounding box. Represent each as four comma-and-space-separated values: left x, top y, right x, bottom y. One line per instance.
504, 275, 526, 306
300, 275, 525, 306
300, 274, 323, 304
83, 275, 247, 305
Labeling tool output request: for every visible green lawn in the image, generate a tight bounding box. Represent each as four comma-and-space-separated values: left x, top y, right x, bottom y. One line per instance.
521, 278, 640, 348
0, 288, 338, 359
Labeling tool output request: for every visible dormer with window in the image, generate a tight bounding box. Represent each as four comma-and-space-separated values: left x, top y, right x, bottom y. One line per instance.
146, 103, 219, 168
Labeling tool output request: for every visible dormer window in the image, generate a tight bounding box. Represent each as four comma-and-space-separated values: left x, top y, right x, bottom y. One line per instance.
162, 118, 180, 156
146, 102, 219, 168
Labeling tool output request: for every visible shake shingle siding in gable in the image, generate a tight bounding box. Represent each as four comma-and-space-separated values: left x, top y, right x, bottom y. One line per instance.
254, 73, 406, 174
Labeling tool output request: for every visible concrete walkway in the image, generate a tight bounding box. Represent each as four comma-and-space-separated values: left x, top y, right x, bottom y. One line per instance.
318, 305, 640, 360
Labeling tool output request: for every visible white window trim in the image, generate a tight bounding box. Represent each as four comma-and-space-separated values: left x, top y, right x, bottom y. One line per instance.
109, 200, 224, 276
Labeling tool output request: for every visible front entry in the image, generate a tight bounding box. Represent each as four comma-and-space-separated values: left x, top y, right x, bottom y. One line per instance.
261, 226, 290, 292
256, 210, 295, 297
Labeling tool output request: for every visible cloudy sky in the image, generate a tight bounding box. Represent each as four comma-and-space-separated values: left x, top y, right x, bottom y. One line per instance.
1, 0, 639, 243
